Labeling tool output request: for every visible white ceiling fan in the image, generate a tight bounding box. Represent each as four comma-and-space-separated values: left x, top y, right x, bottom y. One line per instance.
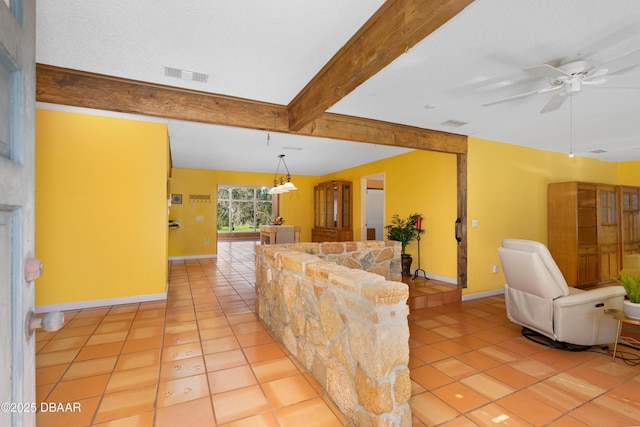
483, 49, 640, 113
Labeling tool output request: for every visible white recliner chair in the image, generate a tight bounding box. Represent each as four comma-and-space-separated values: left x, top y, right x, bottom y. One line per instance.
498, 239, 626, 347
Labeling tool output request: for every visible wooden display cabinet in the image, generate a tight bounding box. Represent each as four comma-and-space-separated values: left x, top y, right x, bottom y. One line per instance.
312, 180, 353, 242
548, 182, 623, 287
621, 186, 640, 257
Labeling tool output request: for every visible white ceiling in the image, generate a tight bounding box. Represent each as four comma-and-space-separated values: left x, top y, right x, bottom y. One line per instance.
36, 0, 640, 176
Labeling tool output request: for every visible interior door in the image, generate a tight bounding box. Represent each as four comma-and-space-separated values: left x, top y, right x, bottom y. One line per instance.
366, 188, 384, 240
0, 1, 37, 425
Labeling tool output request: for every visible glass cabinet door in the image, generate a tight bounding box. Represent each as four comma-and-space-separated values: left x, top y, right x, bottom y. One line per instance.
318, 185, 326, 227
342, 184, 351, 228
600, 190, 617, 224
324, 184, 332, 228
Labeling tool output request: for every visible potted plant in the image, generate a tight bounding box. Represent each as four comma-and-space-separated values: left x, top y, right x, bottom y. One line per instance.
615, 272, 640, 319
385, 213, 423, 276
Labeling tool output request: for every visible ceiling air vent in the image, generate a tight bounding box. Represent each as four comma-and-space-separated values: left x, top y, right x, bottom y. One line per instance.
589, 150, 607, 154
164, 66, 209, 83
441, 119, 468, 128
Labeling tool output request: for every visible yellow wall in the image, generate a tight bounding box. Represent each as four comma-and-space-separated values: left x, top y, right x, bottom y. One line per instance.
619, 160, 640, 186
467, 137, 619, 293
35, 110, 169, 306
168, 168, 317, 257
322, 150, 458, 279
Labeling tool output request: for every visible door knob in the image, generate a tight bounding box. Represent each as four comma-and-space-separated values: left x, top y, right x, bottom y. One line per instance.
25, 311, 64, 339
25, 258, 43, 282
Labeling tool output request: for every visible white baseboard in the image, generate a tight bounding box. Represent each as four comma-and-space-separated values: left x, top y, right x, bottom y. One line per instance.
36, 292, 167, 314
462, 287, 505, 301
414, 271, 457, 285
168, 254, 217, 261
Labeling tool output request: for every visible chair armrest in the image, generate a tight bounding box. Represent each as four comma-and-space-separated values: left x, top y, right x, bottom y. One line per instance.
554, 286, 626, 308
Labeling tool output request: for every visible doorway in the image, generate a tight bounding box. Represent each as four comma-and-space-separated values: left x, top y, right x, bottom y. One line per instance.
361, 173, 385, 241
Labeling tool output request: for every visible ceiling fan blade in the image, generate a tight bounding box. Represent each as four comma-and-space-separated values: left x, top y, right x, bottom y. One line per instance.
524, 64, 571, 80
585, 68, 609, 79
607, 63, 640, 76
483, 85, 561, 107
582, 78, 606, 86
597, 48, 640, 75
540, 93, 567, 114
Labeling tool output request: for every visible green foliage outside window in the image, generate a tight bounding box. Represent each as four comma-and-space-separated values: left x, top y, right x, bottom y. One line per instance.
217, 186, 272, 232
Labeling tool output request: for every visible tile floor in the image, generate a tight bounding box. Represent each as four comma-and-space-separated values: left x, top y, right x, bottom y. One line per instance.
36, 241, 640, 426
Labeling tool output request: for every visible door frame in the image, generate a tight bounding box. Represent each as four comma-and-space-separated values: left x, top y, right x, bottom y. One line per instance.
360, 173, 385, 242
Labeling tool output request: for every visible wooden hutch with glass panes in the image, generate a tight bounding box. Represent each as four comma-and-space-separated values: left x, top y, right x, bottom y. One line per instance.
548, 182, 638, 288
312, 180, 353, 242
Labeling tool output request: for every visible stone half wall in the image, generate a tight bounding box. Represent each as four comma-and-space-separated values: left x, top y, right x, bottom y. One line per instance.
255, 241, 411, 426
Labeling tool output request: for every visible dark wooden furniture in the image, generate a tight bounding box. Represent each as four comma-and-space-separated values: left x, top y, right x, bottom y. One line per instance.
548, 182, 640, 287
312, 180, 353, 242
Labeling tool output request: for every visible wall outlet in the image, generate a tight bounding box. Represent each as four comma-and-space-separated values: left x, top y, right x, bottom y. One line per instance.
472, 219, 479, 228
492, 264, 499, 273
196, 215, 203, 221
205, 238, 209, 245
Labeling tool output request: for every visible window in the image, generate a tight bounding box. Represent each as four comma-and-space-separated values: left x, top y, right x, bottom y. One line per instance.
217, 185, 272, 233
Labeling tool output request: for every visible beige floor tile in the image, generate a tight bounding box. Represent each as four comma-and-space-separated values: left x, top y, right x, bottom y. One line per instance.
162, 342, 203, 362
486, 364, 538, 389
156, 374, 210, 408
262, 374, 319, 409
201, 336, 240, 354
460, 373, 515, 401
497, 391, 563, 426
432, 382, 490, 413
251, 356, 299, 383
115, 349, 161, 371
39, 335, 90, 353
36, 349, 80, 368
208, 365, 257, 394
409, 392, 459, 426
106, 365, 160, 393
155, 396, 215, 426
87, 331, 129, 346
411, 364, 454, 390
211, 385, 270, 424
92, 411, 154, 426
159, 355, 206, 380
93, 386, 156, 424
218, 411, 280, 427
75, 342, 124, 361
466, 402, 531, 426
121, 336, 162, 354
242, 342, 285, 363
62, 356, 117, 381
36, 364, 70, 385
274, 397, 343, 427
49, 374, 110, 402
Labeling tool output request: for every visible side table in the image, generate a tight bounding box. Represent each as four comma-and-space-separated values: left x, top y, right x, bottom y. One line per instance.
603, 308, 640, 362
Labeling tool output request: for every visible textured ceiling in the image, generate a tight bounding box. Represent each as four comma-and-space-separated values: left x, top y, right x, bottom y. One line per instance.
36, 0, 640, 175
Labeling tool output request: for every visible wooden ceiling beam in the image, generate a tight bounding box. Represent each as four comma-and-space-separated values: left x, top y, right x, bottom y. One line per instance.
36, 64, 466, 154
287, 0, 474, 131
36, 64, 290, 131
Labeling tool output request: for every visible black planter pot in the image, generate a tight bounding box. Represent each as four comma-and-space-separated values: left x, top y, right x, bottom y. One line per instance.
401, 254, 413, 277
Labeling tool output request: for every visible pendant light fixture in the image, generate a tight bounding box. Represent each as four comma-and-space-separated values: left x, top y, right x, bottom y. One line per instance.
269, 150, 297, 195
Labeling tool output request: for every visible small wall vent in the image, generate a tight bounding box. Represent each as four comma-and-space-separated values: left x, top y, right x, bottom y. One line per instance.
164, 66, 209, 83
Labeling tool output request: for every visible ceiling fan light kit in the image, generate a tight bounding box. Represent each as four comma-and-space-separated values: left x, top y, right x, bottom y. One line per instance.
484, 50, 640, 114
483, 49, 640, 159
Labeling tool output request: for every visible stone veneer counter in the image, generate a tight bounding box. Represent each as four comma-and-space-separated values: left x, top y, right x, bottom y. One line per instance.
255, 241, 411, 426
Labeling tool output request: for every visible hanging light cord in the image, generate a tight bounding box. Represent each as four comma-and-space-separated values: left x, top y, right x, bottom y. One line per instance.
280, 154, 292, 182
272, 155, 283, 186
568, 94, 574, 158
